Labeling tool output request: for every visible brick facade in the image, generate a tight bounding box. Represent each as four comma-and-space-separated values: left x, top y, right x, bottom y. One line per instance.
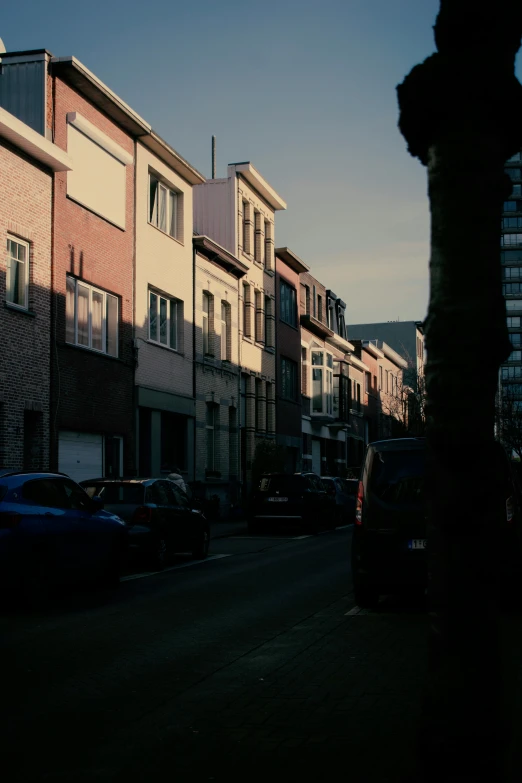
0, 139, 53, 470
50, 74, 135, 476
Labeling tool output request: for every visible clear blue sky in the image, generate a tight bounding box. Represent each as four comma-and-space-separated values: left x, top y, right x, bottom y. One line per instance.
2, 1, 521, 323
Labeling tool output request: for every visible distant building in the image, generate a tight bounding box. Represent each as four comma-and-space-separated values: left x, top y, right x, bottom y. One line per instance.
347, 320, 424, 390
194, 162, 286, 495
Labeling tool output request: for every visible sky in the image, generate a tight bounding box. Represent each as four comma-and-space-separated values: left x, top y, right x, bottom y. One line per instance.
2, 0, 521, 324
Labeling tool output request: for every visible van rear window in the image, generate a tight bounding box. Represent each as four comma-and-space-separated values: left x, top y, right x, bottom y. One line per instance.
370, 450, 425, 505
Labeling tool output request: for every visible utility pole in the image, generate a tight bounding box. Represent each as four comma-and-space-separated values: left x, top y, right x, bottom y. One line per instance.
397, 2, 522, 780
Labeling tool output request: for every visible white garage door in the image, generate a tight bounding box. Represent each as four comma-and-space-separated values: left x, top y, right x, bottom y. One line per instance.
59, 431, 103, 482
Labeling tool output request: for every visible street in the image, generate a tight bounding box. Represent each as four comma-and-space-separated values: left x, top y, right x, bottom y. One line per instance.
0, 524, 435, 782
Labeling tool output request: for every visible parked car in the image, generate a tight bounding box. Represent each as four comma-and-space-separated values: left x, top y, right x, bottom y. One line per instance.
0, 470, 127, 600
351, 437, 522, 608
80, 478, 210, 569
248, 472, 336, 535
321, 476, 358, 525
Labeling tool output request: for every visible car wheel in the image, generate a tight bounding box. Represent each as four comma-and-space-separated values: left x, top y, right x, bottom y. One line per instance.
192, 527, 210, 560
149, 537, 168, 571
353, 581, 380, 609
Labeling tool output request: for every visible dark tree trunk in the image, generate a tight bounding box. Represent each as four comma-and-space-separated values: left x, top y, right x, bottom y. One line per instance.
397, 3, 522, 780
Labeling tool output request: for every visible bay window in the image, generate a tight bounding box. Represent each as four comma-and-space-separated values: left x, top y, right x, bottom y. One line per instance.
311, 351, 333, 414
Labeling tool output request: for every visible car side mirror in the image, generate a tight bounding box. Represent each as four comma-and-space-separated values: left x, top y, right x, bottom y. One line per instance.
90, 495, 104, 512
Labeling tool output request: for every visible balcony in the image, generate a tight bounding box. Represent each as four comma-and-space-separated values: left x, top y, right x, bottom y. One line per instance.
300, 313, 334, 340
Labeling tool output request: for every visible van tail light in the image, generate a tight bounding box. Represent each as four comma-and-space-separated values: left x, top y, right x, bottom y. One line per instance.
0, 512, 21, 529
132, 506, 152, 526
507, 497, 514, 524
355, 481, 364, 526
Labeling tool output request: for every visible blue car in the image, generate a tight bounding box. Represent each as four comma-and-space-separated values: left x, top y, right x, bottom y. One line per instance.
0, 470, 127, 600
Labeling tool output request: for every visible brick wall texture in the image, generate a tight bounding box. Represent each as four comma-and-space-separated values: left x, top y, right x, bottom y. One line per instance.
0, 139, 53, 470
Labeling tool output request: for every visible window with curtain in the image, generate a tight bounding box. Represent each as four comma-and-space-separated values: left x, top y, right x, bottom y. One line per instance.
281, 357, 298, 401
6, 236, 29, 309
242, 201, 250, 254
149, 174, 179, 239
202, 293, 212, 354
148, 289, 180, 350
66, 276, 118, 356
265, 296, 273, 348
221, 301, 231, 361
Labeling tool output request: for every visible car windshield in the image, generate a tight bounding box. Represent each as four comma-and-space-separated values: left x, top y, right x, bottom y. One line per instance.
83, 483, 145, 504
370, 449, 425, 505
259, 476, 303, 494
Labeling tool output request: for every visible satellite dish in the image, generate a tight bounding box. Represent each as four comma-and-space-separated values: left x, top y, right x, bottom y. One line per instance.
0, 38, 6, 55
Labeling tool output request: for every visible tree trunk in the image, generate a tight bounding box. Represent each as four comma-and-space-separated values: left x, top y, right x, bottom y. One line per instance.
397, 3, 522, 780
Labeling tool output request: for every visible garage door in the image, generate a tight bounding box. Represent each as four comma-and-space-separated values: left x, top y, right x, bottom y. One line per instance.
58, 431, 103, 482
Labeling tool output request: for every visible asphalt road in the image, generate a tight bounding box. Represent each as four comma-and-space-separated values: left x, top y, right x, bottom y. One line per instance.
1, 525, 359, 782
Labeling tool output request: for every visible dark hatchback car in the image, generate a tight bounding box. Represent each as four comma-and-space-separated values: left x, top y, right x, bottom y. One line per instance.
351, 437, 522, 607
81, 478, 210, 569
249, 472, 336, 534
321, 476, 358, 525
0, 471, 127, 598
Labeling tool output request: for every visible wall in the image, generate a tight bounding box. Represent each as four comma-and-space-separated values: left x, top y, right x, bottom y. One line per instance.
0, 138, 52, 469
275, 256, 302, 457
50, 75, 135, 472
134, 142, 194, 400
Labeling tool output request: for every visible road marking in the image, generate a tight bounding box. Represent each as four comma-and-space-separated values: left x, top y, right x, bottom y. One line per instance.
121, 554, 231, 582
345, 606, 370, 616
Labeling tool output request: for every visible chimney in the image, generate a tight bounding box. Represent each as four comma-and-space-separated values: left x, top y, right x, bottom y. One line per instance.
211, 135, 216, 179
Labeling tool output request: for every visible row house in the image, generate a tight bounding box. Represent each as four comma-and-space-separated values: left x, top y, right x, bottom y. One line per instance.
194, 163, 286, 494
0, 105, 72, 471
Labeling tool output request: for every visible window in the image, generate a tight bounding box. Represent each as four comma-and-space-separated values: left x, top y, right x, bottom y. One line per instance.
365, 372, 370, 393
265, 296, 274, 348
255, 379, 263, 431
302, 284, 311, 316
264, 221, 272, 270
202, 292, 213, 355
312, 366, 323, 412
206, 404, 218, 471
504, 267, 522, 279
255, 290, 263, 343
301, 347, 307, 396
379, 366, 383, 390
242, 201, 251, 255
280, 280, 297, 326
357, 383, 361, 410
511, 333, 522, 347
149, 174, 179, 239
281, 356, 298, 401
254, 211, 262, 262
507, 153, 522, 163
311, 351, 333, 414
510, 351, 522, 362
243, 283, 252, 338
6, 236, 29, 309
504, 201, 518, 212
149, 290, 180, 350
502, 366, 522, 379
503, 217, 522, 229
501, 234, 522, 247
317, 295, 323, 323
66, 276, 118, 356
312, 285, 317, 317
503, 283, 522, 295
512, 184, 522, 197
327, 304, 334, 330
221, 301, 231, 361
506, 168, 522, 181
506, 300, 522, 310
508, 316, 521, 327
502, 250, 522, 263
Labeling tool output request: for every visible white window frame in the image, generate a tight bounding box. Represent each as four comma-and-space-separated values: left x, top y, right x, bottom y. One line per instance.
221, 301, 230, 361
148, 289, 179, 350
203, 293, 210, 355
311, 350, 333, 415
6, 235, 30, 310
149, 173, 178, 239
66, 276, 119, 357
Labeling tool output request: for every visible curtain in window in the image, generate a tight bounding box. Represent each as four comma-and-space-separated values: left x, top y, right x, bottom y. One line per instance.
77, 284, 89, 346
92, 290, 104, 351
159, 184, 167, 233
149, 177, 158, 224
169, 191, 177, 237
7, 240, 26, 307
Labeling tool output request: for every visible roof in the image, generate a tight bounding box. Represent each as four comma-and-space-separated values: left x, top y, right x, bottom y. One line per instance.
229, 162, 287, 211
194, 235, 249, 278
275, 247, 309, 274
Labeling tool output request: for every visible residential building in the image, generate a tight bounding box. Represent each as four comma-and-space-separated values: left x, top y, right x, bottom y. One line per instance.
194, 162, 286, 494
347, 320, 424, 388
134, 133, 205, 482
300, 274, 354, 476
275, 248, 309, 473
0, 105, 72, 470
501, 151, 522, 406
193, 235, 247, 515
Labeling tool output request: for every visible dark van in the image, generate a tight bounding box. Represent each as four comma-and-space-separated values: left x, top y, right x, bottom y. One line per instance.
249, 473, 336, 535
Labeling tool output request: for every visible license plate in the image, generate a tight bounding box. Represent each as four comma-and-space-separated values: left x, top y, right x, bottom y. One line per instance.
409, 539, 427, 550
268, 497, 288, 502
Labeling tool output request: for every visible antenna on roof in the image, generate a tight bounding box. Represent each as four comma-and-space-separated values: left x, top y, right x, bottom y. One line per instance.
212, 135, 216, 179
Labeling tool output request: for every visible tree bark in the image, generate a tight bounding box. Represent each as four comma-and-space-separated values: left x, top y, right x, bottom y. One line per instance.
397, 3, 522, 780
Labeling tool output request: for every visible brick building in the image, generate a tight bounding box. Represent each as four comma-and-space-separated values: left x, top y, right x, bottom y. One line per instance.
134, 134, 204, 481
193, 236, 247, 514
0, 105, 71, 470
194, 162, 286, 494
275, 248, 309, 473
